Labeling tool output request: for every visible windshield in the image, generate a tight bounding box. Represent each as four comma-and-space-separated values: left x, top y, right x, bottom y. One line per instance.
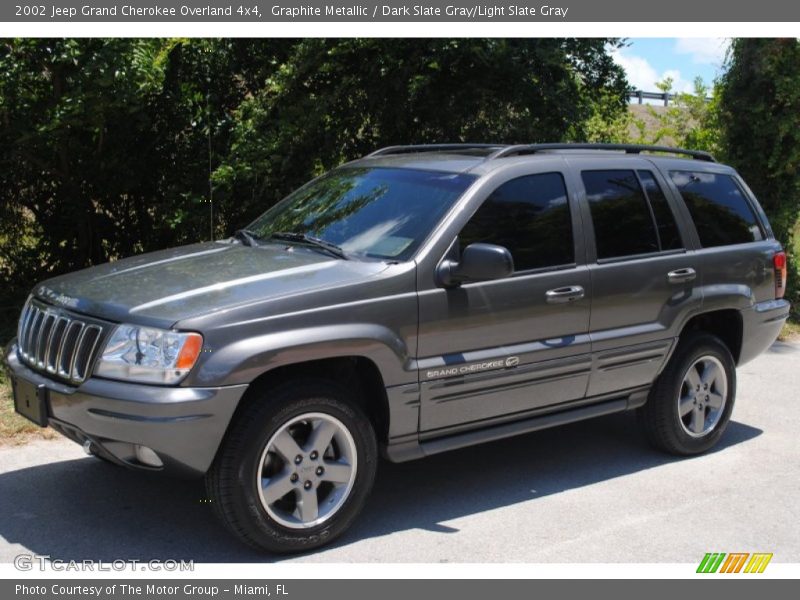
246, 167, 477, 260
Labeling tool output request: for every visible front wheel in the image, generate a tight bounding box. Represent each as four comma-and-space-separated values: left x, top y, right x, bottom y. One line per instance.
206, 380, 377, 553
639, 332, 736, 455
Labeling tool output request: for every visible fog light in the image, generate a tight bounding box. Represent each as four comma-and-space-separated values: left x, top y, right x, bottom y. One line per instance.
134, 445, 163, 468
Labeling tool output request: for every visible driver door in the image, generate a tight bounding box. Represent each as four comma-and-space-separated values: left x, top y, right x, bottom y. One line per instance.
416, 170, 592, 432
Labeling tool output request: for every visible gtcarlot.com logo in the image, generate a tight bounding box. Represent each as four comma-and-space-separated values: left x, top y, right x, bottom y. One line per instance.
697, 552, 773, 574
14, 553, 194, 572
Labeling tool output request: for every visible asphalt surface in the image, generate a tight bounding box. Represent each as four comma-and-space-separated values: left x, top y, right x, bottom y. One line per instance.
1, 341, 798, 563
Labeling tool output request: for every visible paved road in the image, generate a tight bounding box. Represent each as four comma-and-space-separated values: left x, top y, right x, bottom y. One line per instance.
1, 342, 799, 563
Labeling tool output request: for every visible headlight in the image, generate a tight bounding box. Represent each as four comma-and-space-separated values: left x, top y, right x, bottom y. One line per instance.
94, 324, 203, 384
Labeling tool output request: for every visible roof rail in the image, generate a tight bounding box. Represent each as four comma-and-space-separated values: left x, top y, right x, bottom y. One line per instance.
489, 143, 716, 162
368, 144, 505, 157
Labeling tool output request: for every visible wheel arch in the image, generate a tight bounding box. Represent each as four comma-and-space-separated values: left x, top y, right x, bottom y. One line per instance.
679, 309, 744, 364
188, 323, 412, 388
226, 355, 392, 446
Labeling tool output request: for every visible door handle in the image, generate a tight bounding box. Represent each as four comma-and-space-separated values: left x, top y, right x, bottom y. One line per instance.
667, 267, 697, 284
545, 285, 585, 304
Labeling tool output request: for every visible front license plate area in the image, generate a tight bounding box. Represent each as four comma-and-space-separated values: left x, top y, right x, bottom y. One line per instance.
12, 376, 49, 427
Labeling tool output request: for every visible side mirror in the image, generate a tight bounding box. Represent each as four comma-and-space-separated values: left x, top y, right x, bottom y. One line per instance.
438, 243, 514, 287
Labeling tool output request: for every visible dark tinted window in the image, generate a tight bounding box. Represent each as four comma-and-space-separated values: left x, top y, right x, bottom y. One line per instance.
459, 173, 573, 271
582, 170, 659, 259
669, 171, 764, 247
248, 167, 476, 260
638, 170, 683, 251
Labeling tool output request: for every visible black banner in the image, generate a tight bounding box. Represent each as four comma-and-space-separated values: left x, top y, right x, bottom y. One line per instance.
4, 580, 798, 600
2, 0, 797, 22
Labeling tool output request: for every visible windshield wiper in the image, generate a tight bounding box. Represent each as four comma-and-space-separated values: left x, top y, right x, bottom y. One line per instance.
233, 229, 262, 247
269, 231, 350, 260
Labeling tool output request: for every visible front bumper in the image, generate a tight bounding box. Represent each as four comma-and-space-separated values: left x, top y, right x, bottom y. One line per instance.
4, 340, 248, 477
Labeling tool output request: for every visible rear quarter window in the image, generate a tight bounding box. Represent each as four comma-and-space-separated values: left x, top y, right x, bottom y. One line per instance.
668, 171, 765, 247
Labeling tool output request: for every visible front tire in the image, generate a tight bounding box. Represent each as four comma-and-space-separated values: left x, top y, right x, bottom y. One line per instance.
639, 332, 736, 455
206, 380, 377, 553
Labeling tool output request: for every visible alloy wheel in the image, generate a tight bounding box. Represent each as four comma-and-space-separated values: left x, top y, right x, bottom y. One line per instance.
677, 355, 728, 438
257, 412, 357, 529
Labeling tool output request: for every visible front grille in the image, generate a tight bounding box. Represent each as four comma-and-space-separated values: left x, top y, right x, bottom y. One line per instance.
17, 300, 106, 384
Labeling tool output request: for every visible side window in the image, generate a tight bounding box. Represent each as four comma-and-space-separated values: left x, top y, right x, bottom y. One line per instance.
638, 170, 683, 251
669, 171, 764, 247
459, 172, 574, 271
581, 170, 660, 259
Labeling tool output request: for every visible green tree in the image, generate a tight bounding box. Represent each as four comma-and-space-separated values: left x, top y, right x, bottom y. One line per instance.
212, 38, 629, 224
717, 39, 800, 309
645, 77, 720, 152
0, 39, 282, 314
584, 89, 637, 143
591, 76, 720, 151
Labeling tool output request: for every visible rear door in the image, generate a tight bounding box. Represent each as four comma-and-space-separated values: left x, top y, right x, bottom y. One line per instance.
416, 164, 593, 433
570, 158, 703, 396
664, 167, 775, 308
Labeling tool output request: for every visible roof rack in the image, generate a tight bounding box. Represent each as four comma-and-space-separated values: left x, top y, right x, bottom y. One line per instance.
366, 142, 717, 163
488, 143, 716, 162
368, 144, 505, 157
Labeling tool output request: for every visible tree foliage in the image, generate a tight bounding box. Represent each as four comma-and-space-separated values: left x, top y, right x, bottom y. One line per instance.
212, 38, 629, 224
716, 39, 800, 309
0, 37, 628, 323
0, 39, 277, 298
644, 77, 720, 152
588, 76, 720, 152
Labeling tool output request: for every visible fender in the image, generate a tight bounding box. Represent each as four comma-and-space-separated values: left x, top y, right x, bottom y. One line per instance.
654, 282, 754, 375
185, 323, 414, 388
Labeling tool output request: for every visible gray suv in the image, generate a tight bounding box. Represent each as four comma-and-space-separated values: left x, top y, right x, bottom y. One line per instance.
5, 143, 790, 553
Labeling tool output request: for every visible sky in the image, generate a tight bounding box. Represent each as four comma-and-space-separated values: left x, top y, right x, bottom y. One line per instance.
613, 38, 729, 95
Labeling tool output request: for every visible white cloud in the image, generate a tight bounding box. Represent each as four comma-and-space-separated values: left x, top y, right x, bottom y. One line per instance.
674, 38, 729, 66
611, 47, 694, 94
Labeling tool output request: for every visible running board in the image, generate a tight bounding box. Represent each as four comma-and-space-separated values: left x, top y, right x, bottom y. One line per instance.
419, 398, 628, 457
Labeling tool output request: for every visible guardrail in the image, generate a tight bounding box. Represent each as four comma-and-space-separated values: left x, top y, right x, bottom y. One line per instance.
628, 90, 712, 106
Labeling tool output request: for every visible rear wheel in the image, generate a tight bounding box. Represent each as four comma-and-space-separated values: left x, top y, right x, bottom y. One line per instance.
206, 380, 377, 553
639, 332, 736, 455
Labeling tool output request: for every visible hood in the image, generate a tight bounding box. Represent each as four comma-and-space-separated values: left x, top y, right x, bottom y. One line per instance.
34, 241, 390, 327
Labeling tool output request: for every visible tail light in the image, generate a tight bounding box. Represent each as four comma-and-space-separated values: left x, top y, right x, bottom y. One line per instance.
774, 251, 787, 299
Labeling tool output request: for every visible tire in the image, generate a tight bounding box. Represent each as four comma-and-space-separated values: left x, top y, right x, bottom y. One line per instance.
639, 332, 736, 455
205, 380, 378, 554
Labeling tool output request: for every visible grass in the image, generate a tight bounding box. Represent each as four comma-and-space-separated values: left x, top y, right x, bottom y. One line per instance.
779, 319, 800, 342
0, 348, 58, 445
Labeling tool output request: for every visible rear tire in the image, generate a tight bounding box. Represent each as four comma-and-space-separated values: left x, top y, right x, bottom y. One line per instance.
206, 380, 377, 554
639, 332, 736, 455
